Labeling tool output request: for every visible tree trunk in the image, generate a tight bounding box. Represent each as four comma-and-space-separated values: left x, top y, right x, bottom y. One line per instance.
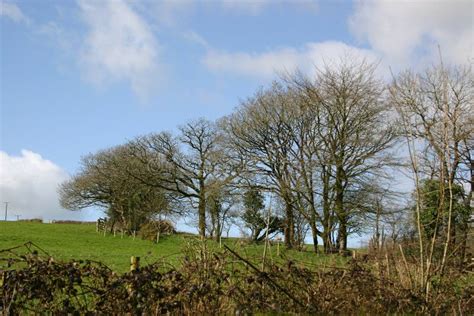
338, 220, 348, 253
460, 159, 473, 266
322, 167, 332, 253
310, 222, 319, 253
283, 197, 295, 249
215, 219, 221, 242
109, 218, 116, 233
210, 207, 216, 239
374, 202, 380, 251
335, 163, 347, 253
198, 188, 206, 238
322, 231, 332, 253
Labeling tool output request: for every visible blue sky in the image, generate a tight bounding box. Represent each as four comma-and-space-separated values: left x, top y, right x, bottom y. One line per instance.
1, 0, 472, 229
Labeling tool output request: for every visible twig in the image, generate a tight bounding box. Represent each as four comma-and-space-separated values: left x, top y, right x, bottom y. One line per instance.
398, 244, 414, 289
224, 245, 304, 308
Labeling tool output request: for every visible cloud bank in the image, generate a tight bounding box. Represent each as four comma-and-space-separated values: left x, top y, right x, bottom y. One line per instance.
6, 0, 472, 99
202, 1, 472, 80
0, 1, 30, 24
203, 41, 380, 79
0, 150, 93, 221
349, 0, 473, 66
151, 0, 318, 24
77, 0, 160, 99
220, 0, 319, 15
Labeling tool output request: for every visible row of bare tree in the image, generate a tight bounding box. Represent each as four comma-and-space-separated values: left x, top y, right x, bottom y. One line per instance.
60, 58, 472, 260
391, 60, 472, 293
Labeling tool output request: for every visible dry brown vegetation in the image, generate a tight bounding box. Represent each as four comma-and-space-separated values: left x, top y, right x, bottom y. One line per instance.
1, 241, 472, 315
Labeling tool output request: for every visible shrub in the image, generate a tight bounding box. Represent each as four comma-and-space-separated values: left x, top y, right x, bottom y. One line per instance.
2, 243, 472, 314
18, 218, 43, 223
51, 220, 95, 224
138, 220, 176, 241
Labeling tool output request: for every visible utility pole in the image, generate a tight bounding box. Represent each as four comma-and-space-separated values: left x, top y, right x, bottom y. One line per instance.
4, 202, 8, 221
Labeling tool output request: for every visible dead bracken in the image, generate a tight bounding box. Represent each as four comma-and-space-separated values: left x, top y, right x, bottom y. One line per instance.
1, 241, 472, 314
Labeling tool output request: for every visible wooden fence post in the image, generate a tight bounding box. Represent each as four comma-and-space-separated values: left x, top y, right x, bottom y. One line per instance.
130, 256, 140, 272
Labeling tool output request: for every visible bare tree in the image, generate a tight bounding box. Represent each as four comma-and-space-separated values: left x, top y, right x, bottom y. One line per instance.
206, 183, 240, 241
287, 59, 398, 253
225, 83, 299, 248
128, 118, 241, 237
390, 61, 473, 292
59, 145, 172, 231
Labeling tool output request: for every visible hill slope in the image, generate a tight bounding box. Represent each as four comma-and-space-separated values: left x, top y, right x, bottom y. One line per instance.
0, 221, 347, 272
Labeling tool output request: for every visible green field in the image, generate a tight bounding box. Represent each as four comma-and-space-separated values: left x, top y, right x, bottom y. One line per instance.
0, 221, 347, 272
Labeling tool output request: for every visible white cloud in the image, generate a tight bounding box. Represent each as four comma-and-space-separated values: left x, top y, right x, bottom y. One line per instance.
148, 0, 318, 27
77, 0, 160, 99
0, 150, 91, 221
182, 30, 209, 48
149, 0, 194, 27
349, 0, 473, 67
0, 1, 30, 24
202, 41, 380, 79
221, 0, 275, 15
221, 0, 319, 15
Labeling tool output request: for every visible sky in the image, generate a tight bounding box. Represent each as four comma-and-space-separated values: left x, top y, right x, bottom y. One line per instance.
1, 0, 473, 230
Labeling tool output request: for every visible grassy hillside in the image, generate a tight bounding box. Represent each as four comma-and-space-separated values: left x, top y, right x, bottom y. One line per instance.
0, 221, 347, 272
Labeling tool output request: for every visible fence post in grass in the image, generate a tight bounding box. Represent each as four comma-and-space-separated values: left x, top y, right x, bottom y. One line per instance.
114, 228, 116, 237
156, 231, 160, 244
130, 256, 140, 272
133, 230, 136, 240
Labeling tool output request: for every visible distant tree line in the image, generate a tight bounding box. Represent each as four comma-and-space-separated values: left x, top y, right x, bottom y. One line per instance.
59, 57, 472, 261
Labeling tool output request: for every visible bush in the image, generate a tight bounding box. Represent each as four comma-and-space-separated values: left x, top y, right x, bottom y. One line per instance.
2, 243, 472, 314
18, 218, 43, 223
138, 220, 176, 241
51, 220, 95, 224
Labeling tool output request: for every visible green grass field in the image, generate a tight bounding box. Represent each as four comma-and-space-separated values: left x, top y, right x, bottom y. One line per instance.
0, 221, 348, 272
